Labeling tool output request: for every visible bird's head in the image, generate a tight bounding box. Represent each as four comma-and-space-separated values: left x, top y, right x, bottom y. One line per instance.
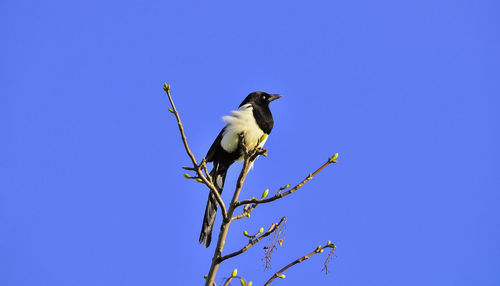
239, 91, 283, 108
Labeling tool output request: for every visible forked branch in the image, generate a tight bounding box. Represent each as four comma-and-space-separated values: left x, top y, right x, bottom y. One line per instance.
264, 242, 337, 286
234, 154, 338, 213
219, 217, 286, 263
162, 83, 227, 220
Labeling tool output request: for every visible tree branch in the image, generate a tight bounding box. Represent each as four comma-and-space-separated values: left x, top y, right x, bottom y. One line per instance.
162, 83, 227, 220
219, 217, 286, 263
231, 203, 257, 221
235, 154, 338, 209
264, 242, 336, 286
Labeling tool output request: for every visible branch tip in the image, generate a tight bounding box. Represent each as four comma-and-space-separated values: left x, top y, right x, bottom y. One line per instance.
163, 82, 170, 92
329, 153, 339, 163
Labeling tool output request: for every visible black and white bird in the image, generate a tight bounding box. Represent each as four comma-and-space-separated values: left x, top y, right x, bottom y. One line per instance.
199, 91, 282, 247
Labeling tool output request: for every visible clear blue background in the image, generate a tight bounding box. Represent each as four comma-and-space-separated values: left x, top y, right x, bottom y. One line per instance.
1, 0, 499, 285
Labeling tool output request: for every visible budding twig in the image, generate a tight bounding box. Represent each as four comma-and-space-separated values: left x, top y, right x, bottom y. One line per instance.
162, 83, 227, 221
218, 217, 286, 263
236, 154, 338, 209
221, 269, 238, 286
263, 242, 336, 285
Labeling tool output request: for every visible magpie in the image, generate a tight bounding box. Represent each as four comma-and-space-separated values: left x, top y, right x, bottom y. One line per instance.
199, 91, 282, 247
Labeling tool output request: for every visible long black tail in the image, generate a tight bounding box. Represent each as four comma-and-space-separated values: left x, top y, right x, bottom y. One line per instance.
199, 162, 228, 247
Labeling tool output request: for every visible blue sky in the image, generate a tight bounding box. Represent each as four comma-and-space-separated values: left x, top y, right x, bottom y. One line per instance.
1, 0, 499, 285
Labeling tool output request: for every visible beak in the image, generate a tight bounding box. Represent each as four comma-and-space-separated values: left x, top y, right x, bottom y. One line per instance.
268, 94, 283, 102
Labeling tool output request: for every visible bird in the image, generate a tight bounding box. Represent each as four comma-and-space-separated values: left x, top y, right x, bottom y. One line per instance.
199, 91, 282, 247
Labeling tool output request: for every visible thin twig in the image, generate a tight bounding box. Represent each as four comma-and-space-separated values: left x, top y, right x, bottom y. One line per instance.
201, 158, 213, 182
236, 155, 338, 208
222, 276, 233, 286
263, 217, 287, 270
219, 217, 286, 263
162, 84, 228, 220
231, 203, 258, 221
263, 242, 336, 286
322, 247, 336, 275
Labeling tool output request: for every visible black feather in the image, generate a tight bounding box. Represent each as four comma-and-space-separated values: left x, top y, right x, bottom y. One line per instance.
199, 162, 228, 247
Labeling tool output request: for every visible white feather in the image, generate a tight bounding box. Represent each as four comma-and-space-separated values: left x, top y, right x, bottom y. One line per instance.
220, 104, 266, 161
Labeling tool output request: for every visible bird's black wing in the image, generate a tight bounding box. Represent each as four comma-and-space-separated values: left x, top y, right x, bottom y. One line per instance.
205, 127, 225, 162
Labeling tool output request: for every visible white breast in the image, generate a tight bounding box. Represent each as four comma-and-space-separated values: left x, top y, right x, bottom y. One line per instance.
220, 104, 266, 160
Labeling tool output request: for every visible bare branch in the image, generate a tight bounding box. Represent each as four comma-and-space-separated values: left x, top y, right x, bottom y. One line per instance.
162, 84, 228, 221
262, 217, 287, 270
219, 217, 286, 263
322, 246, 336, 275
163, 83, 198, 168
222, 277, 232, 286
201, 158, 213, 182
264, 242, 337, 286
236, 154, 338, 208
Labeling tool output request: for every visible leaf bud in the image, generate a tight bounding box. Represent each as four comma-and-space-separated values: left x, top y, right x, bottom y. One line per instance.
163, 83, 170, 91
261, 189, 269, 198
